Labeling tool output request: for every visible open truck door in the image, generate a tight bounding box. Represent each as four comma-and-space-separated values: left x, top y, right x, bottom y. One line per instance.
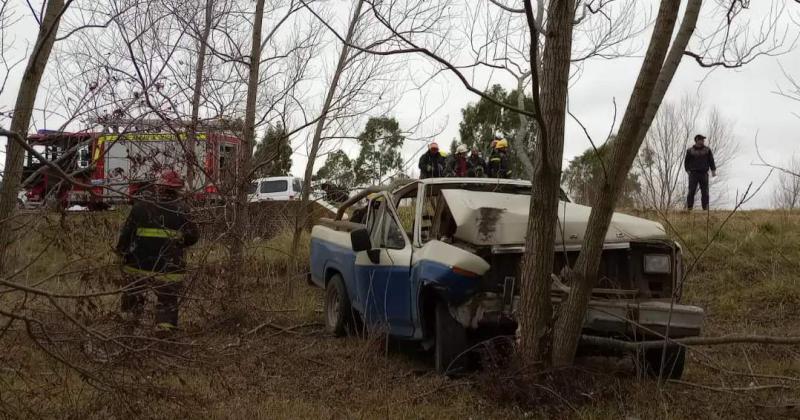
352, 191, 414, 337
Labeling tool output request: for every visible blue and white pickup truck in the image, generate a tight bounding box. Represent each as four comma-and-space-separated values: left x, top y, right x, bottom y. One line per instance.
309, 178, 704, 376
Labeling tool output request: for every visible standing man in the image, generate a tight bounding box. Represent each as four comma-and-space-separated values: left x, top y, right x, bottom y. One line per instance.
116, 170, 199, 334
446, 144, 469, 177
488, 138, 512, 179
467, 146, 487, 177
418, 142, 447, 178
685, 134, 717, 211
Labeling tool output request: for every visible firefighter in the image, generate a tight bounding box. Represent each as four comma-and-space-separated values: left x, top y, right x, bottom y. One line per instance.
446, 144, 469, 177
490, 132, 502, 150
116, 170, 199, 334
488, 138, 512, 179
418, 142, 447, 178
685, 134, 717, 211
467, 146, 487, 177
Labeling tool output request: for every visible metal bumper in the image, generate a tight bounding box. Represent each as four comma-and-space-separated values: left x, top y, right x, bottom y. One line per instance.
580, 300, 704, 338
452, 293, 704, 339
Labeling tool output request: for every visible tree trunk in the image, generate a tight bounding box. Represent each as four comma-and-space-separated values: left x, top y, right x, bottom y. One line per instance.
0, 0, 66, 273
550, 0, 700, 367
186, 0, 214, 190
516, 0, 576, 364
511, 74, 534, 179
228, 0, 265, 280
289, 0, 364, 287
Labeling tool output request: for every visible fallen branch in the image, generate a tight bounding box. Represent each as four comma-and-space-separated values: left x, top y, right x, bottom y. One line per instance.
669, 379, 794, 393
581, 334, 800, 351
693, 356, 800, 384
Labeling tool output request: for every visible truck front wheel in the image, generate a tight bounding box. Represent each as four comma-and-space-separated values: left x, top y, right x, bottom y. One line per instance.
434, 302, 468, 375
325, 274, 352, 337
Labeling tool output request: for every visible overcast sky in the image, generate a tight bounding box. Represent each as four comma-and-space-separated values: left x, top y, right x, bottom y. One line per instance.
1, 0, 798, 209
288, 0, 800, 209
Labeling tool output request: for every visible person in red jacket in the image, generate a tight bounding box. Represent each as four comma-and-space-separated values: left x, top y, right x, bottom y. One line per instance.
116, 170, 199, 333
446, 144, 469, 177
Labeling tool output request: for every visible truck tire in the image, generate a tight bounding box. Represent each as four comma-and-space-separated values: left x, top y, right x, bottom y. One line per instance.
434, 302, 467, 375
639, 346, 686, 380
325, 274, 352, 337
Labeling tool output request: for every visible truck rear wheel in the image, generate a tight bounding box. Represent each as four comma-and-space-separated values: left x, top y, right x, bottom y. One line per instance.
639, 346, 686, 380
434, 302, 467, 375
325, 274, 352, 337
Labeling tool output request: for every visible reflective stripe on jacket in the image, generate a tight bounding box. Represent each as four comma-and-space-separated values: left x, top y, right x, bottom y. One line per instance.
136, 227, 183, 239
116, 197, 199, 274
122, 265, 186, 282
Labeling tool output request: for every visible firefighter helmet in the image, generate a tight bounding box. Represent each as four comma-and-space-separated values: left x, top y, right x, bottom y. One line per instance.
156, 170, 184, 189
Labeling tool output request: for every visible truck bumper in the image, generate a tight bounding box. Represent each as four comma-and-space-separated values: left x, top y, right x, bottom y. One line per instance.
452, 293, 704, 339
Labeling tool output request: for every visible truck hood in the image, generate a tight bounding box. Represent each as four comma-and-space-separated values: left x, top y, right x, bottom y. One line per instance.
440, 189, 667, 247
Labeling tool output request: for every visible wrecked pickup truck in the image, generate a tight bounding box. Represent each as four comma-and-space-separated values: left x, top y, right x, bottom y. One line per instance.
309, 178, 704, 376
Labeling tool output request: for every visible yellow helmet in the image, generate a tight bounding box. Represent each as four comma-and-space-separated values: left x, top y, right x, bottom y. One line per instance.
495, 139, 509, 149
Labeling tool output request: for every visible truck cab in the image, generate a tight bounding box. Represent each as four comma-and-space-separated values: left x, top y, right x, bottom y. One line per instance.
309, 178, 704, 376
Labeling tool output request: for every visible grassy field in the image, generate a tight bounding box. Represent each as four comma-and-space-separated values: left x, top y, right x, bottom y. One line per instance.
1, 208, 799, 419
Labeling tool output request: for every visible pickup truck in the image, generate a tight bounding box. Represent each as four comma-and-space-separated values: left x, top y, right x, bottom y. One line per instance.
309, 178, 704, 376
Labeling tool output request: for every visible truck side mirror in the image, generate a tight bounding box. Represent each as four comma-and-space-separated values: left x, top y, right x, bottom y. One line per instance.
351, 228, 380, 264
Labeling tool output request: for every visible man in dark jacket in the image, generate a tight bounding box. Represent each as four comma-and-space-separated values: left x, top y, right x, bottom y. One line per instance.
467, 146, 487, 177
418, 142, 447, 178
488, 139, 512, 179
116, 170, 199, 332
685, 134, 717, 211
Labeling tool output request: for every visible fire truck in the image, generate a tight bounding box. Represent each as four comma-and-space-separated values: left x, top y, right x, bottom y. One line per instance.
22, 122, 241, 209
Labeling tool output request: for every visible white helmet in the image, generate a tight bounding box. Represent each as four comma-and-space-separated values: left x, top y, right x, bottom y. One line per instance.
456, 144, 468, 154
494, 132, 504, 140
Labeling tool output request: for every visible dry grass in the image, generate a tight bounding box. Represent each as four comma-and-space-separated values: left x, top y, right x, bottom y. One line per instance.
2, 209, 800, 419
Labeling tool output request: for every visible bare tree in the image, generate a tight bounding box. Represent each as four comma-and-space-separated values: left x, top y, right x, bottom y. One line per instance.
227, 0, 267, 277
0, 0, 70, 272
635, 94, 739, 210
772, 156, 800, 210
551, 0, 694, 366
553, 0, 792, 366
290, 0, 406, 278
703, 105, 740, 206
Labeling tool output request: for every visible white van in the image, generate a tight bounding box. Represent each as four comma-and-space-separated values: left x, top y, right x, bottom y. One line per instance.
248, 176, 303, 202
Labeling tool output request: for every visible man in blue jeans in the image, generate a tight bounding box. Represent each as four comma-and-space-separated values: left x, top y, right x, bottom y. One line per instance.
685, 134, 717, 211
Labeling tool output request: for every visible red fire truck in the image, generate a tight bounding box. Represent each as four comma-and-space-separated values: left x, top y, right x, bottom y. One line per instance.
22, 127, 240, 209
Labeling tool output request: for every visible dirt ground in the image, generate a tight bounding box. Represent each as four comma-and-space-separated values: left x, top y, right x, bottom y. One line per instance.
2, 209, 800, 419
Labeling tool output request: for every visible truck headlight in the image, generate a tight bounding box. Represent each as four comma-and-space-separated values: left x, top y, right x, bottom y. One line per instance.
644, 254, 671, 274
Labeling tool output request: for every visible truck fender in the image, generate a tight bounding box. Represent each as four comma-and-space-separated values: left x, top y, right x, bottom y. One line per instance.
323, 263, 343, 286
418, 283, 449, 339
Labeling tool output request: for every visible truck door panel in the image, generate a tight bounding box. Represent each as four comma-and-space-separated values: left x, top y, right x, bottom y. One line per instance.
354, 193, 414, 337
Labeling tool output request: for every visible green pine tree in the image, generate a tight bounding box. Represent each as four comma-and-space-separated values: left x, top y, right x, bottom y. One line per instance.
252, 124, 292, 178
353, 117, 405, 186
562, 137, 642, 208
